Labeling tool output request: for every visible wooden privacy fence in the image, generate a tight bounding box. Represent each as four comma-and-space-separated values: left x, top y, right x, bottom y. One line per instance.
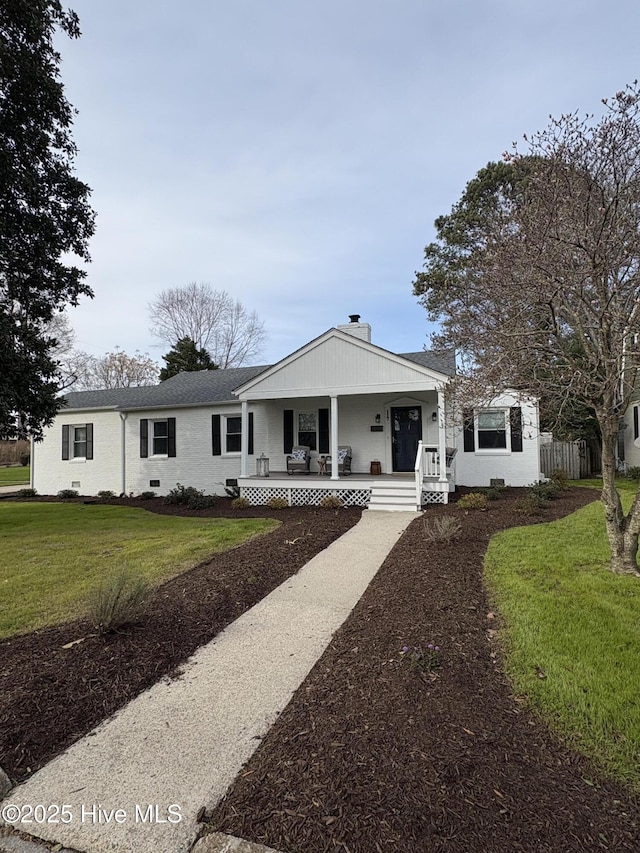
540, 440, 600, 479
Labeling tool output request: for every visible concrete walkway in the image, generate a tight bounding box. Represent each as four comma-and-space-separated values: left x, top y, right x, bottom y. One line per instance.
0, 511, 419, 853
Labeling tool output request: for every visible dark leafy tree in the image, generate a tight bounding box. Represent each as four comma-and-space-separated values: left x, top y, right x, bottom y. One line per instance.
0, 1, 95, 439
159, 336, 217, 381
414, 83, 640, 574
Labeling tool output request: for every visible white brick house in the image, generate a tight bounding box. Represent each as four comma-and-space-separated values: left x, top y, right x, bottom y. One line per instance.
32, 319, 542, 509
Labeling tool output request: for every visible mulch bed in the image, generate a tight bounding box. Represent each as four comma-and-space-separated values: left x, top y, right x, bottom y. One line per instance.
208, 487, 640, 853
0, 499, 362, 783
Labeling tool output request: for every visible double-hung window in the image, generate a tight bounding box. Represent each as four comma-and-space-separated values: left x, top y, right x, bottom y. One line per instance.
62, 423, 93, 460
140, 418, 176, 458
72, 426, 87, 458
297, 412, 317, 451
477, 410, 507, 449
152, 420, 169, 455
225, 416, 242, 453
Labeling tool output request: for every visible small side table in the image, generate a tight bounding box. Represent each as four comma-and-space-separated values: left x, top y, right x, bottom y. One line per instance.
317, 456, 328, 476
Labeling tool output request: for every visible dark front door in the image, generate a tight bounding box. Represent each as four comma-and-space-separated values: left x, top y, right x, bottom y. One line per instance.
391, 406, 422, 472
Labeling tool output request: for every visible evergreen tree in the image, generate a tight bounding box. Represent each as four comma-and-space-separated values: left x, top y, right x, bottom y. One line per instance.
159, 337, 217, 381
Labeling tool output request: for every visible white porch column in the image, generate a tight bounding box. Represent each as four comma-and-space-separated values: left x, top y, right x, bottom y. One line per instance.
437, 390, 448, 483
240, 399, 249, 478
330, 395, 339, 480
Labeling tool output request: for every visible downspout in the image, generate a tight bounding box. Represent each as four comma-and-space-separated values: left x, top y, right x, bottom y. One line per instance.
119, 412, 128, 495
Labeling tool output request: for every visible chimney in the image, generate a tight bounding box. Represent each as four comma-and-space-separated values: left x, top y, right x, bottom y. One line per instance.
337, 314, 371, 343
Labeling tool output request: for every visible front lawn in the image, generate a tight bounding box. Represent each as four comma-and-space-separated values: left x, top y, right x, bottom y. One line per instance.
0, 502, 278, 638
485, 484, 640, 789
0, 465, 30, 486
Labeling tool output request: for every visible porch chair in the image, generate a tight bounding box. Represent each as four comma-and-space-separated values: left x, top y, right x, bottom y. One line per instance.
286, 445, 311, 475
325, 446, 352, 476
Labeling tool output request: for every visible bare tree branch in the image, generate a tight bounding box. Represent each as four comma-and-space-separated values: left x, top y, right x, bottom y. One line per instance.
148, 282, 267, 368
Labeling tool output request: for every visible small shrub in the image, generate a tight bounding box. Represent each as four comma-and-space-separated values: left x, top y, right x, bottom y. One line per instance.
139, 491, 156, 500
319, 495, 343, 508
165, 483, 216, 510
529, 480, 561, 501
87, 570, 150, 634
231, 496, 250, 509
16, 487, 37, 498
457, 492, 489, 511
514, 493, 548, 516
475, 486, 504, 501
266, 496, 289, 509
626, 466, 640, 482
97, 490, 116, 499
400, 643, 442, 677
57, 488, 79, 500
423, 515, 462, 544
549, 468, 570, 490
19, 453, 30, 466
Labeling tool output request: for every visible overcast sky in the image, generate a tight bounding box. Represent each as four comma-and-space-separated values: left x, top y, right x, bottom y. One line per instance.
57, 0, 640, 368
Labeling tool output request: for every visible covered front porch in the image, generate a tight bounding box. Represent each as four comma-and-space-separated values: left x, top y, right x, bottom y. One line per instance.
232, 327, 457, 509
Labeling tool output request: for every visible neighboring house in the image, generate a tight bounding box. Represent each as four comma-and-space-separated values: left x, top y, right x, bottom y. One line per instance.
32, 317, 542, 510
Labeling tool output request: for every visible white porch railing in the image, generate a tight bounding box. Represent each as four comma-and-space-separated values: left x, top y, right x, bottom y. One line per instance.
414, 441, 457, 507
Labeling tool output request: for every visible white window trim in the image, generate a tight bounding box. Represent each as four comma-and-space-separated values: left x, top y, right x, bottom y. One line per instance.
474, 408, 511, 455
70, 424, 88, 462
296, 410, 319, 452
222, 414, 242, 456
150, 418, 169, 459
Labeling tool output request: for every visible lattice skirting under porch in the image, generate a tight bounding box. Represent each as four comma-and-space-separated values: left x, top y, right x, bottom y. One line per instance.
241, 485, 372, 508
421, 489, 448, 505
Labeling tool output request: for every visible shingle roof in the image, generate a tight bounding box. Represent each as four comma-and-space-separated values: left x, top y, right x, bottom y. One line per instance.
399, 349, 456, 376
61, 365, 271, 412
60, 346, 455, 412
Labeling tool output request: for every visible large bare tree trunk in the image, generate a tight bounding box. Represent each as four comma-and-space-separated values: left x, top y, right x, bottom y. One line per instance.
600, 425, 640, 575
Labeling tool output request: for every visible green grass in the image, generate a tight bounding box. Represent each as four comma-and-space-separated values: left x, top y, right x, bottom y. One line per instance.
0, 503, 278, 638
485, 490, 640, 789
0, 465, 30, 486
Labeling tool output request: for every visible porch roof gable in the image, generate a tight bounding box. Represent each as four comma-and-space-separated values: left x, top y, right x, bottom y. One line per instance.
234, 328, 453, 400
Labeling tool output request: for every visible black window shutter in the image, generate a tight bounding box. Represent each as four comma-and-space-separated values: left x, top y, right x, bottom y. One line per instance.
463, 409, 475, 452
318, 408, 329, 454
167, 417, 176, 457
86, 423, 94, 460
248, 412, 254, 455
212, 414, 221, 456
510, 406, 523, 453
62, 424, 70, 460
634, 406, 639, 441
140, 419, 148, 458
283, 409, 294, 454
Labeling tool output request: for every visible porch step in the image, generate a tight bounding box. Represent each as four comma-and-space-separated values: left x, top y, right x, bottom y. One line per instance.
367, 481, 419, 512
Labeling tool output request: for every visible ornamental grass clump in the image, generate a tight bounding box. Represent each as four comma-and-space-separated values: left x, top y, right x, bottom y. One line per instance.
266, 496, 289, 509
231, 496, 249, 509
319, 495, 343, 509
87, 569, 150, 634
423, 515, 462, 544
